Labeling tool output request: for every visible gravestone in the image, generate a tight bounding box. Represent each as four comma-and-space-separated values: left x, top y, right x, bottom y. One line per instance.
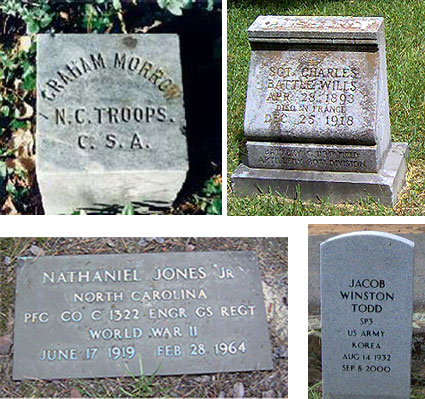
13, 251, 273, 380
37, 34, 188, 214
231, 16, 408, 206
320, 231, 414, 398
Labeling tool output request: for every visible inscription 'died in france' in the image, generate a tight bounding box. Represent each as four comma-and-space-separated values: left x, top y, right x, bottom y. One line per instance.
245, 50, 379, 145
13, 251, 273, 380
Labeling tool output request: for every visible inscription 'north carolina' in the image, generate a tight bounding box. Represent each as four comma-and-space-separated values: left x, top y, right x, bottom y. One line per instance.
13, 251, 273, 380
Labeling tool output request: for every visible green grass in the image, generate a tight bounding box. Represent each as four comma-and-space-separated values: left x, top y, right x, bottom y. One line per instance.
227, 0, 425, 216
308, 382, 423, 399
308, 382, 322, 399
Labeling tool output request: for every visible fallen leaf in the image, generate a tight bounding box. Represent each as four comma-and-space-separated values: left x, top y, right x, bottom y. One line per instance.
233, 382, 245, 398
1, 197, 18, 215
16, 102, 34, 120
8, 128, 34, 159
59, 11, 69, 21
18, 36, 32, 52
0, 334, 12, 355
70, 388, 81, 398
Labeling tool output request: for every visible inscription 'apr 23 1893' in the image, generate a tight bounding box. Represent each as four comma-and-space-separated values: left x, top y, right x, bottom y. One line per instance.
13, 251, 273, 380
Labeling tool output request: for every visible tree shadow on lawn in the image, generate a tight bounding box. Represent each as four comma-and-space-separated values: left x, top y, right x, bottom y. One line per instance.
229, 0, 342, 10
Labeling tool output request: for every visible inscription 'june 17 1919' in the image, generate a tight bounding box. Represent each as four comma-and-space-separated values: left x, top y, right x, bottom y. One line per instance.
13, 251, 273, 380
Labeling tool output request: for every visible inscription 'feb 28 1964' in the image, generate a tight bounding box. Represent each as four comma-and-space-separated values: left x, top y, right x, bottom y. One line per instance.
13, 251, 273, 380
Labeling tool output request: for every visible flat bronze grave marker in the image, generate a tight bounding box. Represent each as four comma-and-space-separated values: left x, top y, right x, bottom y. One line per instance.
13, 251, 273, 380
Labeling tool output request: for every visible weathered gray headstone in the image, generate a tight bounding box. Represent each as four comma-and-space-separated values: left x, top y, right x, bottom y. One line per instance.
13, 251, 273, 380
321, 231, 414, 398
37, 34, 188, 214
231, 16, 408, 206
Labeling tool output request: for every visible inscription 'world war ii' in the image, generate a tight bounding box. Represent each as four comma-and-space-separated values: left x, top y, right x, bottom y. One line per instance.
13, 251, 273, 380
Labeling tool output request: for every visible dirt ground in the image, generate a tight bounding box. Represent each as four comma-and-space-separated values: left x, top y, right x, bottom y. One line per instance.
0, 237, 288, 398
309, 224, 425, 235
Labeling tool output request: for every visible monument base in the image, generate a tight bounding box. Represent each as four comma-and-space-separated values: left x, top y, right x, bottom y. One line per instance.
37, 170, 187, 214
231, 143, 408, 207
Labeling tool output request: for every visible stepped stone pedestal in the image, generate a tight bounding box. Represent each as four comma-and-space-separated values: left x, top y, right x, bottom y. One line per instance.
231, 16, 408, 206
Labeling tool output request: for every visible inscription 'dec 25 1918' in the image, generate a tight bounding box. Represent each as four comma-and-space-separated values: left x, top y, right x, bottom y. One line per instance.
13, 251, 273, 380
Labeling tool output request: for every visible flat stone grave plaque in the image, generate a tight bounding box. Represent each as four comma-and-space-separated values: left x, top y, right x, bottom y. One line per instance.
13, 251, 273, 380
231, 16, 408, 206
321, 231, 414, 399
37, 34, 188, 214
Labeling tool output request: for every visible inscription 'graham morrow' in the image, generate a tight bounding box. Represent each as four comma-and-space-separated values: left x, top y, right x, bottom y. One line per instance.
320, 231, 414, 399
41, 52, 180, 101
13, 251, 273, 380
36, 34, 188, 214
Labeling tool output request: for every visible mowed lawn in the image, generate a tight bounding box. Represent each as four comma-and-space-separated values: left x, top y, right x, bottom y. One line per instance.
227, 0, 425, 216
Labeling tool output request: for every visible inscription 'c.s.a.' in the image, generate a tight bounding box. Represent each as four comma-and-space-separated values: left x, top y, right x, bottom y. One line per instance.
41, 52, 181, 102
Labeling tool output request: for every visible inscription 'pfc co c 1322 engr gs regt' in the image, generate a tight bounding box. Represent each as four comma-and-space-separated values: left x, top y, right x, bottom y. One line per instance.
13, 251, 273, 380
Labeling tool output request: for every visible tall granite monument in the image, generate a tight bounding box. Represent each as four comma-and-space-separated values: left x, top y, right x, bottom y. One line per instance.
13, 251, 273, 380
37, 34, 188, 214
320, 231, 414, 398
231, 16, 408, 206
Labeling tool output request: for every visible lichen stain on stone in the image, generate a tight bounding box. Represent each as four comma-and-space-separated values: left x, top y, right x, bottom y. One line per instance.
365, 52, 378, 74
164, 84, 182, 99
122, 37, 138, 49
260, 53, 283, 137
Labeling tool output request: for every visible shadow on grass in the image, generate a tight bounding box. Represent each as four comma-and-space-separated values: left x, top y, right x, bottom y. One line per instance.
229, 0, 341, 10
75, 200, 172, 215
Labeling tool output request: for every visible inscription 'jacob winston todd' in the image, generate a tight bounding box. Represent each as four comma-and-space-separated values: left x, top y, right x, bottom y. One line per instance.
41, 52, 181, 102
